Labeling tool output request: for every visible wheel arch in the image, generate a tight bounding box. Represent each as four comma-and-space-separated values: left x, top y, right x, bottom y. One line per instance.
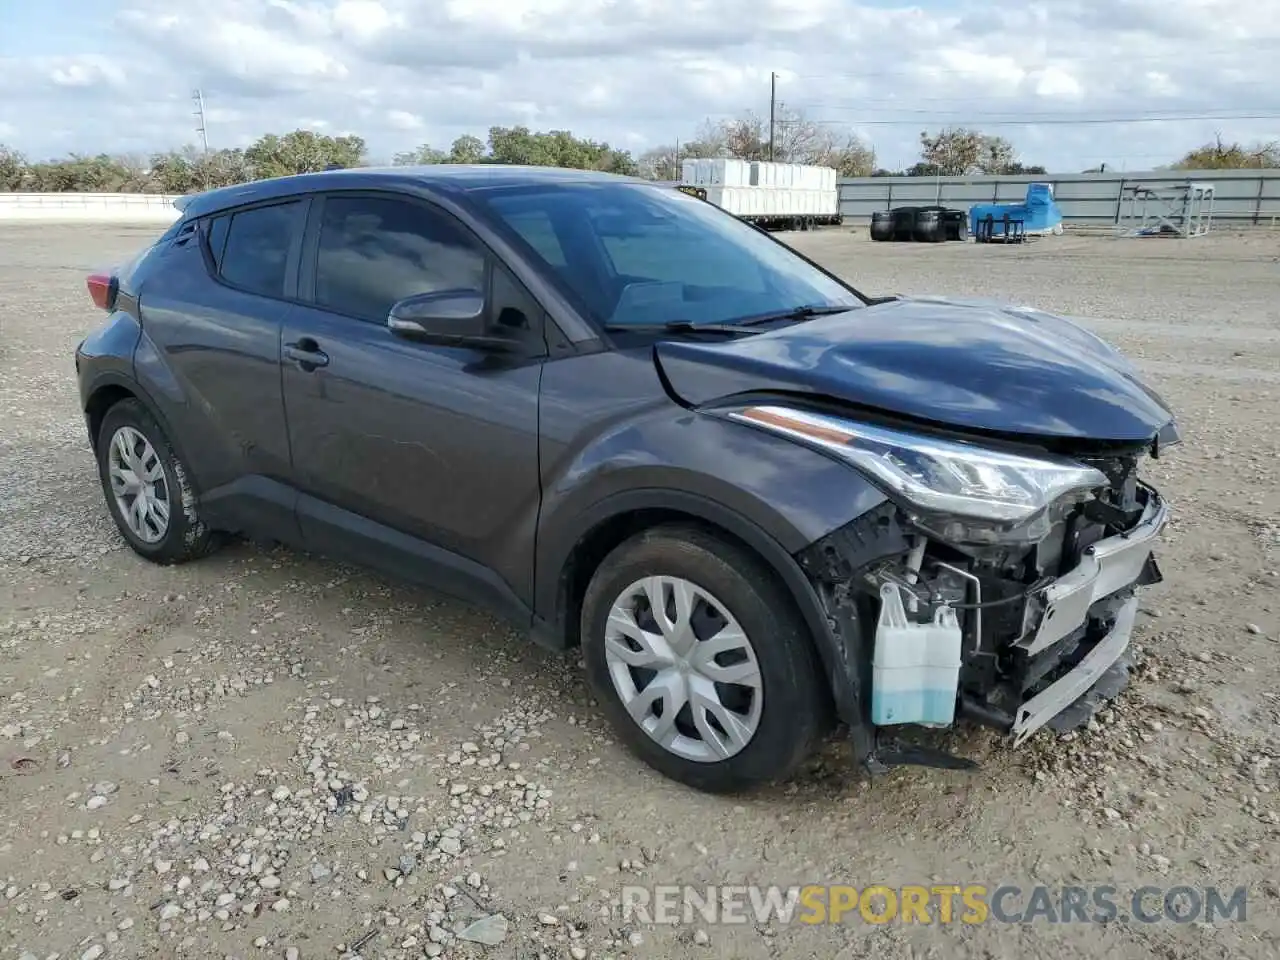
83, 373, 193, 476
538, 489, 838, 667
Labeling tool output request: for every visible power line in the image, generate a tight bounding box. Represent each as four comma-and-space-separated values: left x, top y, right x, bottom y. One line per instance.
794, 104, 1280, 120
794, 82, 1280, 109
804, 112, 1280, 127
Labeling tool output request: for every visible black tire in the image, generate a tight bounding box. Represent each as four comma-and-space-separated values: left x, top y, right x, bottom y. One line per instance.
95, 399, 221, 565
912, 210, 946, 243
580, 524, 829, 793
890, 206, 919, 241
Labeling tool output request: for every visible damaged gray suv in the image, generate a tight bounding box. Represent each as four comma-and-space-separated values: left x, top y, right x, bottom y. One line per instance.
75, 166, 1178, 792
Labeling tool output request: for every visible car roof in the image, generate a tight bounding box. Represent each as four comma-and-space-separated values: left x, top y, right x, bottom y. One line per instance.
175, 165, 652, 218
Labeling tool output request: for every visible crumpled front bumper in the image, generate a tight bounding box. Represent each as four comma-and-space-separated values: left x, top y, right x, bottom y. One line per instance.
1007, 489, 1169, 744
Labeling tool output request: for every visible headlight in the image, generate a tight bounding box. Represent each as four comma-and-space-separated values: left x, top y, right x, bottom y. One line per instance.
726, 405, 1107, 532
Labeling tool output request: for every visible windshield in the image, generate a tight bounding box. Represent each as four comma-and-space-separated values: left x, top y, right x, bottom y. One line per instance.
474, 182, 864, 329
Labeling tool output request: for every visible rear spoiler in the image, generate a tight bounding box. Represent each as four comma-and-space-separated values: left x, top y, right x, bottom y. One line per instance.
173, 194, 193, 213
654, 181, 708, 201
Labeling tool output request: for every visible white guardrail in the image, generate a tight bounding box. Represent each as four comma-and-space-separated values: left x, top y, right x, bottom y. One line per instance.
0, 192, 184, 223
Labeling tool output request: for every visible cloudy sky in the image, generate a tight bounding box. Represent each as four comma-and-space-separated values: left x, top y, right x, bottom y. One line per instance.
2, 0, 1279, 173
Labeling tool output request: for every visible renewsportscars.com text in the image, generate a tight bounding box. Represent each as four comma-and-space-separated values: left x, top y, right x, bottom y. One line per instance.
619, 884, 1248, 926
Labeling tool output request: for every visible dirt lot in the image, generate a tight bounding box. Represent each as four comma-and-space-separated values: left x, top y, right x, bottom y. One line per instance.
1, 223, 1277, 960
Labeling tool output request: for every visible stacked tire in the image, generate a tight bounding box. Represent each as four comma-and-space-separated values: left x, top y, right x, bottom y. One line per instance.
874, 205, 968, 242
870, 210, 894, 242
912, 208, 946, 243
944, 209, 968, 241
891, 206, 918, 241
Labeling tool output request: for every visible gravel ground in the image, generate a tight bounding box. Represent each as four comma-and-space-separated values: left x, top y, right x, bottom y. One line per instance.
1, 223, 1278, 960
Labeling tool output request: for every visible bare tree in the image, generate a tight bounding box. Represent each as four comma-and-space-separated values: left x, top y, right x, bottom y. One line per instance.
690, 107, 876, 173
918, 128, 1032, 175
637, 145, 681, 180
681, 119, 729, 159
1175, 133, 1280, 169
114, 153, 154, 192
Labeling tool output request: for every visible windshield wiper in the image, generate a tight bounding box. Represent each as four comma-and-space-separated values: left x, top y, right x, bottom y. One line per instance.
602, 320, 758, 337
736, 304, 857, 327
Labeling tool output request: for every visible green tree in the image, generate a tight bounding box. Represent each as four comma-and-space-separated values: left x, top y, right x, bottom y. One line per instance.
1174, 134, 1280, 169
149, 146, 252, 192
1, 115, 880, 192
485, 126, 635, 174
392, 145, 448, 165
392, 135, 489, 166
448, 135, 486, 163
245, 129, 367, 179
0, 145, 26, 190
23, 154, 131, 192
149, 148, 201, 193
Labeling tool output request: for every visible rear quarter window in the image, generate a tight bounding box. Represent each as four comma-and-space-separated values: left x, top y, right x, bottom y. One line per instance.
205, 215, 230, 270
212, 200, 306, 299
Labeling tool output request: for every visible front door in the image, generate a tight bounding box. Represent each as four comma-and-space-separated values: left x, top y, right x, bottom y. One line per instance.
280, 191, 546, 612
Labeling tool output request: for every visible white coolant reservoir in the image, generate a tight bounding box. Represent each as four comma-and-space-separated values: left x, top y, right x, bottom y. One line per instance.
871, 583, 963, 727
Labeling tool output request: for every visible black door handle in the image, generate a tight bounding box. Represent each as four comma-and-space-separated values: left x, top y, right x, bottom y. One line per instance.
284, 339, 329, 370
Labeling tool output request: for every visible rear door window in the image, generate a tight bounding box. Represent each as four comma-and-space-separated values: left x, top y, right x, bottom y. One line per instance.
217, 200, 306, 299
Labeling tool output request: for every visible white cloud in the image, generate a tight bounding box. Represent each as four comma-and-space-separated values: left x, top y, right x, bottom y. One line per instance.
331, 0, 401, 41
386, 110, 423, 131
1029, 67, 1084, 100
2, 0, 1279, 172
48, 57, 128, 88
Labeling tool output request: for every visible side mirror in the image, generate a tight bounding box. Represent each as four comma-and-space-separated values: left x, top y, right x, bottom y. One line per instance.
387, 289, 520, 352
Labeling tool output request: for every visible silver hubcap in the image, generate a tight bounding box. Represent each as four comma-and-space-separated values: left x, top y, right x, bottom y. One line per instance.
107, 426, 171, 544
603, 576, 763, 763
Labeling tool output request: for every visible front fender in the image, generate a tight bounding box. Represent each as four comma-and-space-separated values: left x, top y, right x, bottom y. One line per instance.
534, 407, 887, 621
534, 412, 888, 734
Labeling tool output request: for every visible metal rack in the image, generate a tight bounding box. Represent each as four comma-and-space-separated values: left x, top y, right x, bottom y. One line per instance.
1119, 181, 1215, 238
975, 214, 1027, 244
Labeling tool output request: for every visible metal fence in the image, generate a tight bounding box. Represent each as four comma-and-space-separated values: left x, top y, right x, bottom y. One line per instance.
838, 169, 1280, 226
0, 192, 183, 222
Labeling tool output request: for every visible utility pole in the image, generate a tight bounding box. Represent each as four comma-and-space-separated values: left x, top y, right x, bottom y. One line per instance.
193, 89, 209, 156
768, 72, 778, 161
674, 137, 680, 181
192, 89, 211, 190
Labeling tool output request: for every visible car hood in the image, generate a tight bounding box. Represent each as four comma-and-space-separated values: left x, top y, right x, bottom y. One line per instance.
653, 295, 1177, 444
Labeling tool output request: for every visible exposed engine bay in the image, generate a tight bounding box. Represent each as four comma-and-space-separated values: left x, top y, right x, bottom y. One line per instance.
798, 447, 1169, 773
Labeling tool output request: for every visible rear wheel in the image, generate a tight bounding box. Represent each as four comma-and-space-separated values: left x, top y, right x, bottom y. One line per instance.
581, 524, 828, 792
96, 399, 220, 564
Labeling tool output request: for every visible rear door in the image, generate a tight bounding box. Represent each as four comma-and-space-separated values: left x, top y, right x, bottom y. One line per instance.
279, 190, 546, 609
134, 197, 308, 542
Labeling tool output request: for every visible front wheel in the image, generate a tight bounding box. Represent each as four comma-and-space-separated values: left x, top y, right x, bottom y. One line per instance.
581, 525, 829, 792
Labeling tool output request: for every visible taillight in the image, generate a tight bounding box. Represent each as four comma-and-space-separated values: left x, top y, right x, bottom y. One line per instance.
86, 273, 117, 311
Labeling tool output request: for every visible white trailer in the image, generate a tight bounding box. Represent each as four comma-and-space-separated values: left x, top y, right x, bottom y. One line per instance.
679, 159, 841, 230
